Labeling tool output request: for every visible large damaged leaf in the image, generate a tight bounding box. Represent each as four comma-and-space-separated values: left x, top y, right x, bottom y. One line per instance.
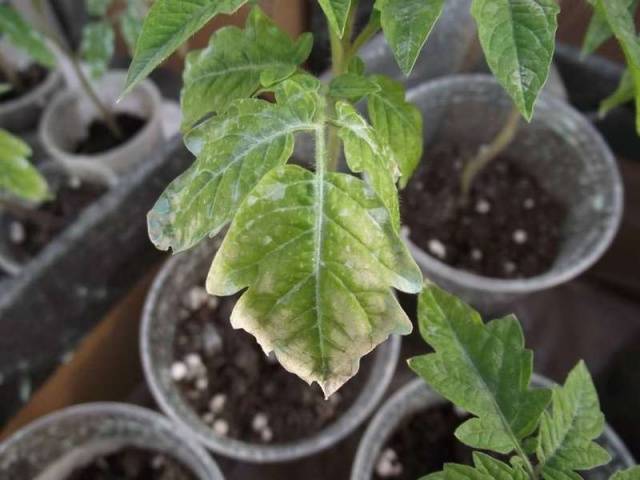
333, 101, 401, 230
207, 162, 421, 396
409, 284, 551, 454
181, 7, 312, 129
147, 76, 321, 253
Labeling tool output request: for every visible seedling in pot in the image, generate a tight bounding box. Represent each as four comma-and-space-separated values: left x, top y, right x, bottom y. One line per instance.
123, 0, 637, 396
404, 283, 640, 480
0, 1, 148, 146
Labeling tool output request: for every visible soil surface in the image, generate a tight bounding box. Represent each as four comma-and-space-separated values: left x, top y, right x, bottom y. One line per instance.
3, 180, 107, 259
0, 65, 47, 102
171, 286, 370, 444
402, 143, 567, 279
74, 113, 146, 155
65, 447, 197, 480
373, 405, 473, 479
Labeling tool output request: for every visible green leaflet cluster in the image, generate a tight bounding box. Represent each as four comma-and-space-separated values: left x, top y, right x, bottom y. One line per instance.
145, 9, 423, 395
82, 0, 148, 79
583, 0, 640, 132
0, 129, 49, 203
412, 284, 640, 480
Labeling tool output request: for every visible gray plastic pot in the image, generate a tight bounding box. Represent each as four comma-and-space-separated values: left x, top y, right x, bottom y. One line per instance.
141, 239, 401, 463
0, 161, 117, 276
358, 0, 567, 100
0, 402, 224, 479
351, 377, 635, 480
404, 75, 623, 310
0, 43, 64, 132
39, 69, 163, 176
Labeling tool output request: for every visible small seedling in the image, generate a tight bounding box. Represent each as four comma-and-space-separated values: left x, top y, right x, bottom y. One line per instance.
0, 128, 48, 204
410, 283, 640, 480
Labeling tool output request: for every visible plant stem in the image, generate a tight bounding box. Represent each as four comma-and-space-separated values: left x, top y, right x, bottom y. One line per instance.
460, 106, 520, 203
29, 0, 123, 139
0, 49, 21, 91
346, 12, 381, 61
326, 1, 360, 171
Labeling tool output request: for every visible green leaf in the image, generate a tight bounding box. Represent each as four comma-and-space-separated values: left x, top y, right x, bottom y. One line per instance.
120, 0, 146, 56
582, 0, 638, 56
612, 467, 640, 480
81, 21, 115, 79
318, 0, 351, 37
123, 0, 249, 97
471, 0, 559, 121
367, 75, 423, 188
148, 75, 321, 253
596, 0, 640, 133
409, 284, 552, 454
537, 361, 611, 478
0, 129, 48, 203
599, 69, 634, 117
180, 7, 312, 130
87, 0, 112, 16
328, 73, 380, 101
207, 162, 421, 396
473, 453, 529, 480
0, 5, 55, 68
0, 83, 11, 95
377, 0, 445, 75
333, 101, 401, 231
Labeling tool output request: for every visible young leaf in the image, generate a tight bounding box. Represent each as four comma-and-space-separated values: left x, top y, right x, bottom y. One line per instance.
81, 21, 115, 79
180, 7, 312, 130
596, 0, 640, 133
148, 75, 320, 253
318, 0, 352, 38
123, 0, 249, 97
409, 284, 552, 454
87, 0, 112, 16
0, 129, 48, 203
471, 0, 559, 121
536, 361, 611, 478
424, 453, 530, 480
367, 75, 423, 188
328, 73, 380, 101
582, 0, 638, 57
333, 101, 401, 230
0, 5, 55, 68
377, 0, 445, 75
207, 163, 421, 397
612, 467, 640, 480
599, 69, 634, 117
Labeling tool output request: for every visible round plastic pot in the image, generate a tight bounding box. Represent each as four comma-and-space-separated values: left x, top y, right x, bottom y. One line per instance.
38, 70, 163, 176
0, 43, 64, 132
351, 377, 635, 480
0, 402, 224, 479
403, 75, 623, 309
0, 161, 117, 276
141, 239, 401, 463
358, 0, 567, 100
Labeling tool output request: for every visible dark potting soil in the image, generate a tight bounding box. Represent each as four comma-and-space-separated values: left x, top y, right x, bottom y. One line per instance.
0, 65, 47, 102
171, 287, 371, 444
74, 113, 146, 155
373, 405, 473, 479
401, 143, 567, 279
4, 180, 107, 259
65, 447, 197, 480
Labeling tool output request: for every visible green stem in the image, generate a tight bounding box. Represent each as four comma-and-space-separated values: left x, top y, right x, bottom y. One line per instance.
326, 1, 360, 171
346, 12, 381, 61
29, 0, 122, 139
460, 106, 520, 203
